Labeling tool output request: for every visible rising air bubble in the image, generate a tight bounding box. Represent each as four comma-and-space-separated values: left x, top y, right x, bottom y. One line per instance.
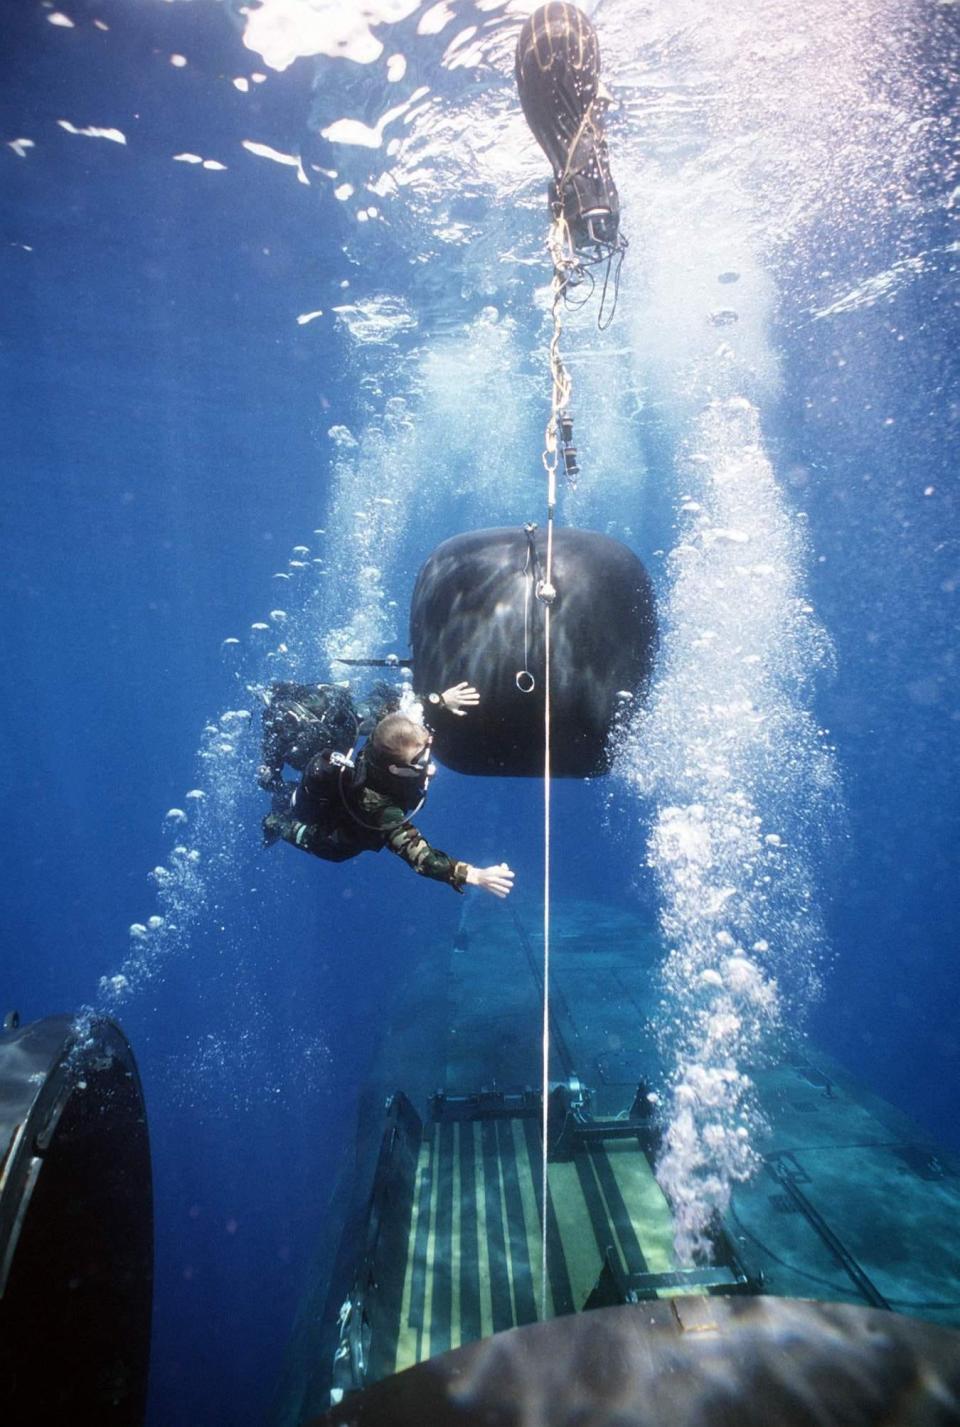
619, 395, 836, 1262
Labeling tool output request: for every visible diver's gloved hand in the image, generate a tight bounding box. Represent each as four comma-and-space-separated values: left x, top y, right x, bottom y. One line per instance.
466, 863, 515, 899
439, 682, 480, 717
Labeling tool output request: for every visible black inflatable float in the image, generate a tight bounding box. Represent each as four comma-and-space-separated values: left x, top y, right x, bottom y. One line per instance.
515, 2, 621, 252
410, 526, 656, 778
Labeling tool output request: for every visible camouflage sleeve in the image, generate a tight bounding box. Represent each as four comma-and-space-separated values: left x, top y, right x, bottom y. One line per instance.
355, 789, 469, 891
383, 821, 469, 891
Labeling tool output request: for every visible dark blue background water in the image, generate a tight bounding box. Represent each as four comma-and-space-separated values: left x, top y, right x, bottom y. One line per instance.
2, 1, 957, 1423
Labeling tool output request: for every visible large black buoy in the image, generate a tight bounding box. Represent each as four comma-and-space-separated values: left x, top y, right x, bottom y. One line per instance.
515, 2, 621, 253
409, 526, 656, 778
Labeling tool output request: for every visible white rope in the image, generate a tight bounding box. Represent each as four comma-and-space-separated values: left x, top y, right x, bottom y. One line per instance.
538, 426, 558, 1322
540, 591, 552, 1316
536, 215, 569, 1323
533, 101, 620, 1305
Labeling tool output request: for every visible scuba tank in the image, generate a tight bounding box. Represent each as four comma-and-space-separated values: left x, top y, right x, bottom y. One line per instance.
286, 749, 382, 863
293, 749, 357, 827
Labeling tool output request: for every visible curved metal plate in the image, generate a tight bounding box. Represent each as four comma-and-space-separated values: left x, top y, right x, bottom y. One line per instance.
0, 1014, 153, 1426
310, 1296, 960, 1426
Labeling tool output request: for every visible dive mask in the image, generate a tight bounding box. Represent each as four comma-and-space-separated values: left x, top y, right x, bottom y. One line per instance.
387, 739, 436, 780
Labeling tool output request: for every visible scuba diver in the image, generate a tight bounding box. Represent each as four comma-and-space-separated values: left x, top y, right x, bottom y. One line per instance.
260, 684, 514, 899
515, 2, 623, 258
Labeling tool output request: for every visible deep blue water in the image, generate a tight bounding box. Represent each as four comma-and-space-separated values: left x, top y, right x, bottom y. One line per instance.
3, 0, 958, 1422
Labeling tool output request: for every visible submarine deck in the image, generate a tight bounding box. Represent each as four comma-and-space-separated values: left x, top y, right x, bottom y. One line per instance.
270, 897, 960, 1420
368, 1092, 746, 1388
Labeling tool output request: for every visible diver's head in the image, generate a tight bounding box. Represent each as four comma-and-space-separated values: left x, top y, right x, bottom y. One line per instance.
364, 714, 435, 810
368, 714, 434, 780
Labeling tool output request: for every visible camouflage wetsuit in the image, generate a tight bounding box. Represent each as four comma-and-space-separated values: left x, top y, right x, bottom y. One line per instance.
265, 750, 469, 893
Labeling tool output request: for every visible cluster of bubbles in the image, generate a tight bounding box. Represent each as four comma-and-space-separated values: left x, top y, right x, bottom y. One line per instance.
221, 530, 335, 680
588, 0, 890, 1256
276, 400, 419, 672
618, 395, 838, 1260
165, 1022, 333, 1116
88, 395, 425, 1027
97, 794, 207, 1008
83, 524, 346, 1099
332, 294, 418, 345
92, 523, 331, 1018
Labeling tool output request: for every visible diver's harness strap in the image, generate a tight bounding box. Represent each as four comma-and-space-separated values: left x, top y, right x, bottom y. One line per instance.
293, 748, 420, 846
335, 749, 428, 833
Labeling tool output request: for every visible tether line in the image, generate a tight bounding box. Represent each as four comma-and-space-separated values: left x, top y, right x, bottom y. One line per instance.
537, 304, 560, 1318
531, 99, 627, 1313
539, 587, 552, 1315
533, 204, 573, 1321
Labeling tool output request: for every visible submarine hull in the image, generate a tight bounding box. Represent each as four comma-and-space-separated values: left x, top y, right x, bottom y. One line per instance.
0, 1014, 153, 1426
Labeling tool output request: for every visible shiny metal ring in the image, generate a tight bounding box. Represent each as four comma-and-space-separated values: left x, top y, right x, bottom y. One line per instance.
516, 670, 536, 694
